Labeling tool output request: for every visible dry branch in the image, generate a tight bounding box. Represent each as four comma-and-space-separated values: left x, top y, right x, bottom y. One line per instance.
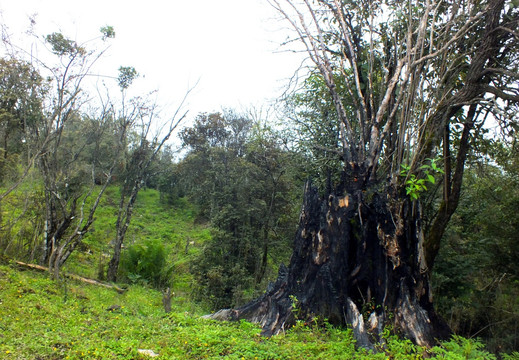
14, 260, 126, 293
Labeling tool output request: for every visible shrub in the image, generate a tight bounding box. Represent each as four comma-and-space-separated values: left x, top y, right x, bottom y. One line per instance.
119, 238, 172, 289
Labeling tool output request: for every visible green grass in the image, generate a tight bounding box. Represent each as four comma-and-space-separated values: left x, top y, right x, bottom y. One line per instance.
0, 262, 356, 359
0, 262, 504, 360
65, 187, 211, 294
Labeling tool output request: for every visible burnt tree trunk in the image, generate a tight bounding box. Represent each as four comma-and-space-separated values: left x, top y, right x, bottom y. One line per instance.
207, 177, 449, 348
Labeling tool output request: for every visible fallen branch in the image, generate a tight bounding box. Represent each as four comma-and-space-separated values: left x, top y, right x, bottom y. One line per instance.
14, 260, 126, 294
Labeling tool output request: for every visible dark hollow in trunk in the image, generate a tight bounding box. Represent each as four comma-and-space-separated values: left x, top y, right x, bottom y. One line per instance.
206, 178, 450, 348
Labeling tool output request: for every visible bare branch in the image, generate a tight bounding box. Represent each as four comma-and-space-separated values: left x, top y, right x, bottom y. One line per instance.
482, 85, 519, 102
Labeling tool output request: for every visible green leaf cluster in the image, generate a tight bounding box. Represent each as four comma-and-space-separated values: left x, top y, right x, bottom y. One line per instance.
119, 238, 172, 289
401, 158, 444, 200
100, 25, 115, 40
117, 66, 139, 90
45, 32, 86, 57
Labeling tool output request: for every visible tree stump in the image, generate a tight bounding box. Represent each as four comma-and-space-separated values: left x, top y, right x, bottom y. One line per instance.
205, 180, 450, 348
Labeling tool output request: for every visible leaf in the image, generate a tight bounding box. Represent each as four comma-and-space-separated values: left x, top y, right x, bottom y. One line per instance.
117, 66, 139, 90
100, 26, 115, 40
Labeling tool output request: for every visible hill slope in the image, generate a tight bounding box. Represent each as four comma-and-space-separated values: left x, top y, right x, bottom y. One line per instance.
0, 262, 505, 359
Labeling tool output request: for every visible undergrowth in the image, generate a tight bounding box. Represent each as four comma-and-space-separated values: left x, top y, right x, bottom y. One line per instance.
0, 187, 513, 359
0, 262, 507, 359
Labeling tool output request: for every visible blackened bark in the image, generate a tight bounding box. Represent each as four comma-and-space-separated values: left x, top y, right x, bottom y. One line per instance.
206, 179, 450, 348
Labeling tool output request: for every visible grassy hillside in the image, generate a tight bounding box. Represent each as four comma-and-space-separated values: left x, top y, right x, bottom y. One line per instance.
0, 261, 506, 359
0, 186, 514, 359
64, 187, 211, 295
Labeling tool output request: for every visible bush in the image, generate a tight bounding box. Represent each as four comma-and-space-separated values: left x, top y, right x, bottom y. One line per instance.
430, 335, 497, 359
119, 238, 172, 289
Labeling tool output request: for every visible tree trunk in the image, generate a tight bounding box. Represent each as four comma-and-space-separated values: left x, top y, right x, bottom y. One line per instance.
106, 183, 140, 282
206, 178, 450, 348
106, 232, 124, 282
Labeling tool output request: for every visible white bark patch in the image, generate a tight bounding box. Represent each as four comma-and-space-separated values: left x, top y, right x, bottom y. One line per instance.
395, 282, 434, 347
346, 298, 374, 350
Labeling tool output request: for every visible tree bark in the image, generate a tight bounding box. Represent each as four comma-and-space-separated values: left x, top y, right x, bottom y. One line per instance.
106, 182, 140, 282
206, 179, 450, 348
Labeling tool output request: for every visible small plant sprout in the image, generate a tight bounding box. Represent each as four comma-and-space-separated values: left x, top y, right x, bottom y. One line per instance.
400, 158, 444, 200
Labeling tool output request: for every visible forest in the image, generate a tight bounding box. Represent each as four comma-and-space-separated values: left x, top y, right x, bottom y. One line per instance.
1, 0, 519, 358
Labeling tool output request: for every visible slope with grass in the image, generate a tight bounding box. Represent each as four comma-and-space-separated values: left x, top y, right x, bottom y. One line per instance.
1, 187, 517, 359
0, 262, 510, 359
61, 187, 211, 294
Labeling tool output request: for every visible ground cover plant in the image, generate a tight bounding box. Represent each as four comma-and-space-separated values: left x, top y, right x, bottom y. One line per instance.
0, 261, 509, 359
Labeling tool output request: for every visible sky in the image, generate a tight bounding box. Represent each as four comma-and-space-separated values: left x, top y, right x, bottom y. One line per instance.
0, 0, 306, 120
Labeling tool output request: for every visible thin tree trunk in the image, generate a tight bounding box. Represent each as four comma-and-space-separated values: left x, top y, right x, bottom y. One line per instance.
106, 231, 125, 282
425, 105, 476, 270
256, 227, 269, 285
106, 183, 140, 282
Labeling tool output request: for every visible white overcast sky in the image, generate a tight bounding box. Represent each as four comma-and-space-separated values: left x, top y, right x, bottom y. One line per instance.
0, 0, 306, 119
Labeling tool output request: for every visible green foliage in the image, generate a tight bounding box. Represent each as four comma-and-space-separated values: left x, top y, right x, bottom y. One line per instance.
0, 183, 45, 258
178, 112, 300, 309
502, 352, 519, 360
401, 158, 444, 200
0, 57, 45, 184
289, 294, 301, 319
431, 336, 497, 360
72, 187, 210, 291
281, 71, 345, 192
119, 239, 172, 289
191, 228, 257, 310
117, 66, 138, 90
100, 25, 115, 40
45, 32, 86, 57
434, 160, 519, 354
0, 264, 505, 359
